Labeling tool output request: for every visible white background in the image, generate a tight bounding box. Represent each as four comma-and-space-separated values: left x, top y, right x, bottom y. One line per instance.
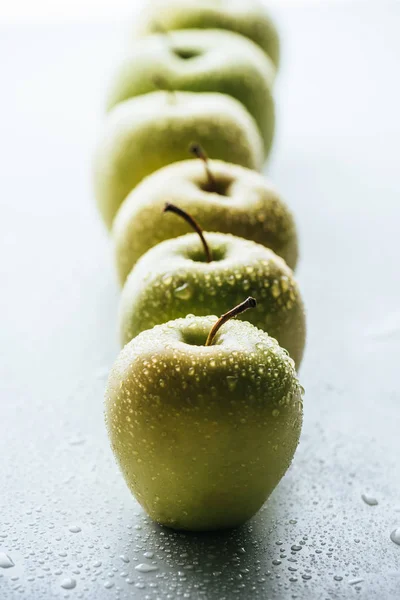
0, 0, 360, 24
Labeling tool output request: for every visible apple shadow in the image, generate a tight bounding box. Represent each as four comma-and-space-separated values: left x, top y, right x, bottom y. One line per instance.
145, 497, 282, 598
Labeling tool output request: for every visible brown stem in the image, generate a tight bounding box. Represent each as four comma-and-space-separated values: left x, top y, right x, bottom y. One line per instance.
189, 143, 217, 191
163, 203, 212, 263
205, 297, 257, 347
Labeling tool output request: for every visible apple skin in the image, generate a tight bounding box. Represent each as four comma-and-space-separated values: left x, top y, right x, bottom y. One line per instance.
119, 233, 306, 367
93, 91, 264, 229
113, 159, 298, 285
105, 315, 303, 531
105, 29, 275, 155
134, 0, 280, 69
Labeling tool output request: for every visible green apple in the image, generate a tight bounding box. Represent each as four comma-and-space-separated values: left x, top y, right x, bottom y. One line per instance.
93, 91, 264, 229
113, 156, 298, 284
119, 229, 306, 366
134, 0, 281, 69
105, 29, 275, 155
105, 303, 304, 531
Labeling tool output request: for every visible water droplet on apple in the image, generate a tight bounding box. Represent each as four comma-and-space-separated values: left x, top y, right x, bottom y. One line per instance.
271, 282, 281, 298
0, 553, 14, 568
60, 577, 77, 590
361, 494, 378, 506
162, 274, 173, 286
227, 376, 238, 391
174, 283, 193, 300
390, 528, 400, 545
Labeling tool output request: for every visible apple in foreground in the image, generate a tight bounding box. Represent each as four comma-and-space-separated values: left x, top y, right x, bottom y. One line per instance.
93, 91, 264, 229
119, 212, 306, 366
105, 299, 304, 531
113, 152, 298, 284
134, 0, 281, 69
105, 29, 275, 155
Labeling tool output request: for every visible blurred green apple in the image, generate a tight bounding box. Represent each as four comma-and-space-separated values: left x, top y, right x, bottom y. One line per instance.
119, 230, 306, 366
105, 307, 303, 531
113, 157, 298, 284
134, 0, 281, 68
105, 29, 275, 155
93, 91, 264, 229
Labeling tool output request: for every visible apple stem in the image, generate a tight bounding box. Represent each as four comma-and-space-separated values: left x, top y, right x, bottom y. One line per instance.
163, 203, 212, 263
205, 297, 257, 347
152, 75, 176, 104
189, 143, 218, 191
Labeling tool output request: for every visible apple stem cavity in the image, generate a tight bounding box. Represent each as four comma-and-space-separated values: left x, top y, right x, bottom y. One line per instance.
189, 143, 218, 192
205, 297, 257, 347
163, 202, 212, 263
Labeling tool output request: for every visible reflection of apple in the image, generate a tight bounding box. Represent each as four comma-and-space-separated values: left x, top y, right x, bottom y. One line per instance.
105, 304, 303, 531
134, 0, 281, 68
119, 228, 306, 367
113, 157, 298, 284
106, 29, 275, 155
93, 92, 264, 229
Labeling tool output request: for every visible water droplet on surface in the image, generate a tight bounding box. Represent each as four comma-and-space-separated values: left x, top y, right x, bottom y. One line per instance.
333, 575, 343, 582
272, 559, 281, 566
291, 545, 302, 552
361, 494, 378, 506
272, 409, 280, 417
0, 553, 14, 568
144, 552, 154, 559
390, 528, 400, 545
61, 577, 76, 590
69, 438, 85, 446
135, 563, 158, 573
104, 580, 114, 589
120, 555, 129, 563
68, 525, 82, 533
302, 574, 312, 580
350, 578, 364, 585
